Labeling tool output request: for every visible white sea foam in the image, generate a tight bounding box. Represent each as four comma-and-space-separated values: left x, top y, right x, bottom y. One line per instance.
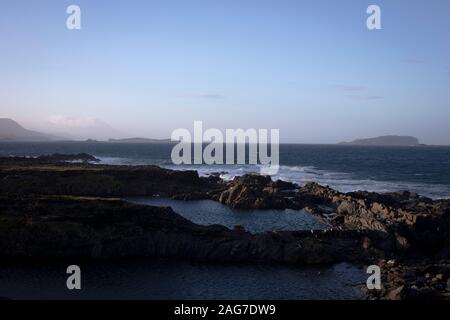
97, 157, 450, 199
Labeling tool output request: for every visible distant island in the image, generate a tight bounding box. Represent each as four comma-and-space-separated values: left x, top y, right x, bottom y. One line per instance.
339, 135, 423, 146
107, 138, 172, 144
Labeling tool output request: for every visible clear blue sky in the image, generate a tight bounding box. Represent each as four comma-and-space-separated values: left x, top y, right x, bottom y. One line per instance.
1, 0, 450, 143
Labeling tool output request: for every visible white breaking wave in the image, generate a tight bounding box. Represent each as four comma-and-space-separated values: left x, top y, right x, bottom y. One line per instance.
97, 157, 450, 199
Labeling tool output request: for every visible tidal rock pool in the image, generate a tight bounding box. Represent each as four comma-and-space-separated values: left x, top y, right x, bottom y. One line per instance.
128, 197, 328, 233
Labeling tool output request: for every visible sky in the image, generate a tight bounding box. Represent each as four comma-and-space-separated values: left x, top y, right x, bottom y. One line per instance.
1, 0, 450, 143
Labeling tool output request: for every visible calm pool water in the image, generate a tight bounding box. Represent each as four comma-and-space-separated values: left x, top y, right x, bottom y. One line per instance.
0, 260, 366, 300
128, 197, 328, 233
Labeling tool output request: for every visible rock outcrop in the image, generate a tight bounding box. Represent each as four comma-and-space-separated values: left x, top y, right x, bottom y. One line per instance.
0, 154, 449, 299
217, 174, 296, 209
366, 259, 450, 300
0, 158, 217, 198
37, 153, 100, 163
296, 182, 450, 257
0, 153, 100, 164
0, 195, 380, 265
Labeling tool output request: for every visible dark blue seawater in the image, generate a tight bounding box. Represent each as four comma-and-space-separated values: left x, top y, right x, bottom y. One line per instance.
128, 198, 327, 233
1, 142, 449, 198
0, 261, 366, 300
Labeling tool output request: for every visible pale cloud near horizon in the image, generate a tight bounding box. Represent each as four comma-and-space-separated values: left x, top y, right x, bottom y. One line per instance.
46, 115, 102, 128
43, 115, 124, 140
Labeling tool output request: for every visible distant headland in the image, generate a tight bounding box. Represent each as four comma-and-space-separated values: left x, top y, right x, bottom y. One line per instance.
107, 138, 172, 144
0, 118, 171, 143
0, 118, 63, 142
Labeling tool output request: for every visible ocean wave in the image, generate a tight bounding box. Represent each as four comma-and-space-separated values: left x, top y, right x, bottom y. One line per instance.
97, 157, 450, 199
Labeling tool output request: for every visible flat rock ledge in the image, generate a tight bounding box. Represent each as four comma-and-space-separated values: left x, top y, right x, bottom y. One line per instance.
0, 195, 379, 266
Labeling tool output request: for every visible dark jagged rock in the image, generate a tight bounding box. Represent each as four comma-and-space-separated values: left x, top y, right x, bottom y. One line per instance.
217, 174, 296, 209
0, 195, 380, 265
0, 161, 215, 198
171, 174, 227, 201
366, 259, 450, 300
215, 178, 450, 257
0, 153, 100, 164
37, 153, 100, 163
295, 182, 450, 257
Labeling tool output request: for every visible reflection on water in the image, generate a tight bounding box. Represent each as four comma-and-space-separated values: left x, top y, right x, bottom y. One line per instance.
0, 260, 366, 300
128, 197, 328, 233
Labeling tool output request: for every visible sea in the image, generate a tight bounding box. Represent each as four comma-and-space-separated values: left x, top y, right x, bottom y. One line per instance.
0, 142, 449, 299
1, 142, 449, 199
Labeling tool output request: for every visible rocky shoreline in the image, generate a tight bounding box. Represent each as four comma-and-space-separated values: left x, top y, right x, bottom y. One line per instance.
0, 154, 449, 299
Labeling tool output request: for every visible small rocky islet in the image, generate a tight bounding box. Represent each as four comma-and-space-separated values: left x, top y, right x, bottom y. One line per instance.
0, 153, 449, 300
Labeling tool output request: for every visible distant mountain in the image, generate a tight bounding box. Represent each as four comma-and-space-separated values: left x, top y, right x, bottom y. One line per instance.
0, 118, 64, 142
107, 137, 172, 144
339, 135, 422, 146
